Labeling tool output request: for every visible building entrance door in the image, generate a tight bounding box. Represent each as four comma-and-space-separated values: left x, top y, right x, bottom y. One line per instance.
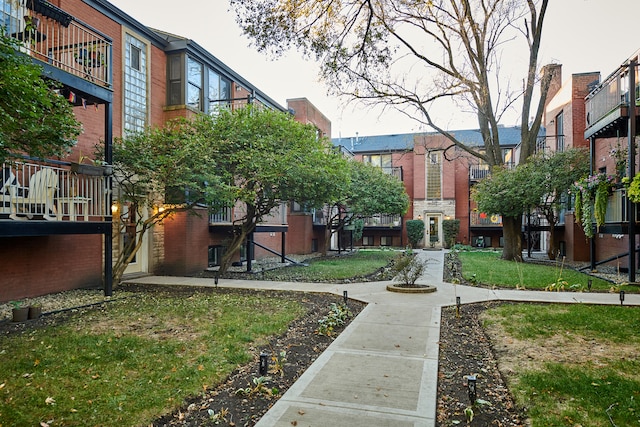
426, 214, 441, 247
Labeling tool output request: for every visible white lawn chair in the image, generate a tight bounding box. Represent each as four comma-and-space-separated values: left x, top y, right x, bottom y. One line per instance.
10, 168, 58, 220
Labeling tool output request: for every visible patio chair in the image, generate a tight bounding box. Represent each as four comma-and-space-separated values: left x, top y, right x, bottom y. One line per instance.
10, 168, 58, 220
1, 167, 18, 215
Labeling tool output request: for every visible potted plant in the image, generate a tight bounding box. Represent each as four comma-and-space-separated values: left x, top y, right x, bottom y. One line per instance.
11, 301, 29, 322
28, 304, 42, 320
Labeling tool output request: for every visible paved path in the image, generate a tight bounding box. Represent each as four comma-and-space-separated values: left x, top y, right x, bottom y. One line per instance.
124, 251, 640, 427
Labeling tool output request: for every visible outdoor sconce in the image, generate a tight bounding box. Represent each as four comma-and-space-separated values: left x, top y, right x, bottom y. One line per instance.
456, 296, 461, 318
620, 290, 625, 305
343, 290, 348, 305
259, 352, 269, 375
587, 279, 592, 291
417, 215, 422, 220
466, 374, 477, 403
111, 202, 118, 214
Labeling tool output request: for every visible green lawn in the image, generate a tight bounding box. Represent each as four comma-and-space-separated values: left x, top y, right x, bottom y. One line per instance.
0, 290, 304, 426
257, 249, 398, 282
457, 250, 628, 292
482, 303, 640, 426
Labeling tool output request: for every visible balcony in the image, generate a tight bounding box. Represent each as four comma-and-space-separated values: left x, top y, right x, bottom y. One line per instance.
209, 206, 232, 224
363, 214, 402, 228
4, 0, 113, 100
584, 55, 639, 139
470, 211, 502, 227
1, 159, 111, 231
470, 165, 490, 181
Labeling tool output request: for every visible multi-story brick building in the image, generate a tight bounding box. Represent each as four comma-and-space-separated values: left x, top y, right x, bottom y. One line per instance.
333, 127, 523, 249
0, 0, 333, 301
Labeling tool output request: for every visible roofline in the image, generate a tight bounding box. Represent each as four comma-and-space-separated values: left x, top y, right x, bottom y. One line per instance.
152, 30, 286, 112
83, 0, 169, 48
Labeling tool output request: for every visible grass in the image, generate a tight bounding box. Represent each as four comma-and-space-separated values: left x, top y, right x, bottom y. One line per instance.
483, 304, 640, 426
457, 250, 625, 292
0, 289, 304, 427
257, 249, 398, 282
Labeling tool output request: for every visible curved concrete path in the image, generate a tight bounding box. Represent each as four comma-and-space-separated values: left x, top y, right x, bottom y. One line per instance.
124, 251, 640, 427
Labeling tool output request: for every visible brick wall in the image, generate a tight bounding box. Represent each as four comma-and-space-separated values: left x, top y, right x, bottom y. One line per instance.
163, 208, 210, 276
0, 235, 103, 302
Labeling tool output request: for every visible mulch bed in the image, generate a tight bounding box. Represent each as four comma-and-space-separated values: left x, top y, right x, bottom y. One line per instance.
436, 303, 526, 426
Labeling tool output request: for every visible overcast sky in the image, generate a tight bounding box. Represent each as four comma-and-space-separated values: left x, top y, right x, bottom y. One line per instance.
108, 0, 640, 138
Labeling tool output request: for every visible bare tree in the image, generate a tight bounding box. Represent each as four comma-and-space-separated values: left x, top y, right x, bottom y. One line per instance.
231, 0, 551, 260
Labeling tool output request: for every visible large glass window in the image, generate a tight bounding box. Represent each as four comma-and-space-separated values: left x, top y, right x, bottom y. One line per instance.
363, 154, 393, 173
124, 34, 148, 134
426, 152, 442, 200
1, 1, 22, 36
555, 111, 565, 152
187, 57, 202, 110
208, 68, 231, 114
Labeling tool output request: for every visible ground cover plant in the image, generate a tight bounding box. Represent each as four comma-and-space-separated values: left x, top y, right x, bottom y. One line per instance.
456, 250, 621, 292
0, 287, 311, 426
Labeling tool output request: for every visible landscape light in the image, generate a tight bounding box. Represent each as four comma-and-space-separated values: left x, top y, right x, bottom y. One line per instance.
343, 290, 348, 305
588, 279, 592, 291
620, 290, 625, 305
456, 296, 461, 317
259, 352, 269, 375
466, 374, 477, 403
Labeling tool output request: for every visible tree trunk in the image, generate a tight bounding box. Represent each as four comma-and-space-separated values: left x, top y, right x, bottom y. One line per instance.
502, 216, 523, 262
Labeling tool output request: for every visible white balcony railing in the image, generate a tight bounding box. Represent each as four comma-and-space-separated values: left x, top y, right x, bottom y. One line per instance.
4, 0, 112, 89
1, 160, 111, 221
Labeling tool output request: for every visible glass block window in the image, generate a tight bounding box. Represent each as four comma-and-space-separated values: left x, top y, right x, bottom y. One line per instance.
426, 152, 442, 200
124, 34, 148, 134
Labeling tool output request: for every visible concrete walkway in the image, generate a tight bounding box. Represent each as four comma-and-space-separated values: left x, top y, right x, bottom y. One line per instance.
124, 251, 640, 427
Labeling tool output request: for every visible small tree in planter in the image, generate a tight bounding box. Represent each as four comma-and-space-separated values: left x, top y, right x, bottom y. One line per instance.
442, 219, 460, 249
406, 219, 425, 248
392, 253, 428, 287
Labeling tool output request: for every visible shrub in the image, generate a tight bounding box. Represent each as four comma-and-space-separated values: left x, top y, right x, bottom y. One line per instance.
406, 219, 425, 248
442, 219, 460, 249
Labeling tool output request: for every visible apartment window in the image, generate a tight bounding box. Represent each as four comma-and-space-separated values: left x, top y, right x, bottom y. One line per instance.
380, 236, 393, 246
187, 56, 203, 110
1, 1, 22, 36
208, 68, 231, 114
555, 112, 565, 152
362, 236, 374, 246
363, 154, 393, 174
426, 152, 442, 200
124, 34, 148, 134
168, 55, 182, 105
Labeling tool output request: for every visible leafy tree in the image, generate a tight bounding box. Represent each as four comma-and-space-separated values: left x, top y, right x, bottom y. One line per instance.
231, 0, 551, 260
0, 32, 81, 163
519, 148, 589, 259
111, 115, 227, 283
473, 148, 589, 261
207, 105, 349, 272
406, 219, 425, 248
319, 160, 409, 253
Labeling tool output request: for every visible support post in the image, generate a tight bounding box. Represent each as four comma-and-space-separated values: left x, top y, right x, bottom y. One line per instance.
281, 231, 286, 263
104, 102, 113, 297
628, 60, 637, 283
590, 136, 596, 272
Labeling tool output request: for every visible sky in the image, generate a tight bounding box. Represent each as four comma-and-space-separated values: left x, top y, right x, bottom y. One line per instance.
108, 0, 640, 139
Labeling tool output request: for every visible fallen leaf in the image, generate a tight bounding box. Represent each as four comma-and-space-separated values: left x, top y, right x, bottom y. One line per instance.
45, 396, 55, 405
298, 409, 305, 415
